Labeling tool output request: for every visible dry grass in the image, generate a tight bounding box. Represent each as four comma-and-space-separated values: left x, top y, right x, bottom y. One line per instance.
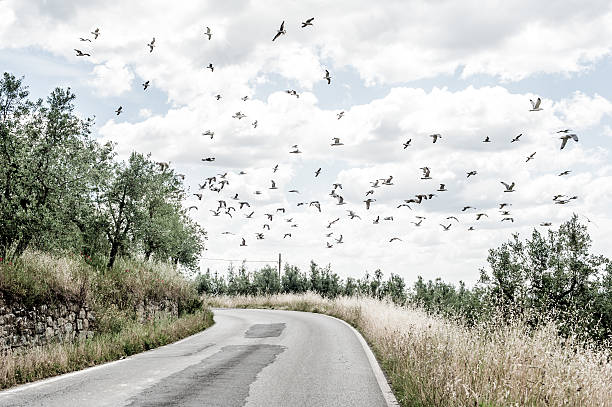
0, 309, 214, 390
208, 293, 612, 407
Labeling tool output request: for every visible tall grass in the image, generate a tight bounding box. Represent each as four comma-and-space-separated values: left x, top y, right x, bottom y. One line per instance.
0, 310, 214, 390
208, 293, 612, 407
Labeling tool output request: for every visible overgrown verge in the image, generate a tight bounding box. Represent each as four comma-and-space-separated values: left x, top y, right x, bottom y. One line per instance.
207, 293, 612, 407
0, 310, 213, 390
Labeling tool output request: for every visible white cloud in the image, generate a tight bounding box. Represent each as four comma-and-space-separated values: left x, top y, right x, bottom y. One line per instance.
88, 59, 134, 97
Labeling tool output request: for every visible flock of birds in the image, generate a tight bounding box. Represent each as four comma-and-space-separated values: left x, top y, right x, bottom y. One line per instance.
73, 20, 586, 249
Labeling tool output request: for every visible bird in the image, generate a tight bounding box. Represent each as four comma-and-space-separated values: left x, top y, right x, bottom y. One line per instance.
327, 218, 340, 228
347, 210, 361, 219
245, 211, 254, 218
437, 184, 447, 192
289, 146, 302, 154
462, 206, 475, 212
241, 96, 249, 101
558, 170, 571, 176
156, 162, 169, 171
263, 224, 270, 230
91, 28, 100, 39
286, 90, 299, 98
204, 26, 212, 40
79, 37, 91, 42
364, 198, 376, 210
147, 37, 156, 52
193, 193, 202, 200
310, 201, 321, 212
202, 130, 214, 139
324, 69, 331, 84
383, 216, 394, 221
403, 139, 412, 149
272, 21, 286, 41
501, 217, 514, 222
389, 237, 402, 242
483, 136, 491, 143
115, 106, 122, 115
382, 176, 393, 185
288, 189, 299, 193
142, 80, 150, 90
467, 171, 477, 178
335, 235, 344, 244
202, 157, 215, 162
397, 203, 412, 209
440, 224, 452, 231
240, 238, 247, 246
326, 242, 333, 248
302, 17, 314, 28
273, 164, 279, 173
526, 152, 536, 162
420, 167, 432, 179
74, 49, 90, 57
232, 112, 246, 119
270, 180, 278, 190
265, 213, 273, 221
336, 195, 346, 205
412, 219, 423, 227
430, 134, 442, 143
215, 94, 222, 100
501, 181, 515, 192
468, 226, 475, 231
447, 216, 459, 222
188, 206, 198, 211
206, 63, 214, 72
315, 168, 321, 177
373, 216, 380, 224
511, 134, 522, 143
365, 190, 374, 196
333, 183, 342, 190
559, 134, 578, 150
337, 111, 344, 120
476, 213, 488, 220
499, 203, 511, 209
331, 138, 344, 146
540, 222, 552, 226
529, 97, 542, 111
239, 202, 250, 209
284, 233, 292, 239
557, 129, 572, 133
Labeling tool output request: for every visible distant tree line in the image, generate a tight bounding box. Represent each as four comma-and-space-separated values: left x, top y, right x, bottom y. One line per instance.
197, 215, 612, 343
0, 73, 205, 270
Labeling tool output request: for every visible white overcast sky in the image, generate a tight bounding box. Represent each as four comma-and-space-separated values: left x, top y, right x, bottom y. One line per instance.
2, 0, 612, 285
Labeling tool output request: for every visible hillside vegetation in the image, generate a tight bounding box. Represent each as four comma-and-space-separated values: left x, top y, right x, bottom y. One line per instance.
0, 73, 212, 388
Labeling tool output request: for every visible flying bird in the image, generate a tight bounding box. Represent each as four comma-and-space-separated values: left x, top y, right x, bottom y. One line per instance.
511, 134, 522, 143
559, 134, 578, 150
142, 80, 150, 90
272, 21, 286, 41
206, 63, 214, 72
302, 17, 314, 27
483, 136, 491, 143
331, 138, 344, 146
147, 37, 155, 52
204, 26, 212, 40
529, 97, 542, 111
364, 198, 376, 210
315, 168, 322, 177
232, 111, 246, 119
347, 210, 361, 219
476, 213, 488, 220
91, 28, 100, 39
79, 37, 91, 42
437, 184, 447, 192
240, 238, 247, 246
252, 120, 258, 128
526, 152, 536, 162
337, 111, 344, 120
74, 49, 90, 57
440, 224, 452, 231
389, 237, 402, 242
403, 139, 412, 149
420, 167, 432, 179
324, 69, 331, 84
202, 157, 215, 162
558, 170, 571, 176
430, 133, 442, 143
202, 130, 214, 139
270, 180, 278, 190
467, 171, 477, 178
501, 181, 515, 192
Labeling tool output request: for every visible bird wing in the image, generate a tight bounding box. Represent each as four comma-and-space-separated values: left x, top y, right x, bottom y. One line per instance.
272, 32, 281, 41
306, 18, 314, 23
570, 134, 579, 141
534, 97, 541, 109
560, 137, 568, 150
501, 182, 510, 189
280, 21, 285, 30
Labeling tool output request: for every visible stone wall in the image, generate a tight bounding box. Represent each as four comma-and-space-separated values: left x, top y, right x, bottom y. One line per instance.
0, 293, 179, 353
0, 293, 95, 353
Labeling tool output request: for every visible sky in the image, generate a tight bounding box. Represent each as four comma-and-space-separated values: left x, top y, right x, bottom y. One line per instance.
1, 0, 612, 285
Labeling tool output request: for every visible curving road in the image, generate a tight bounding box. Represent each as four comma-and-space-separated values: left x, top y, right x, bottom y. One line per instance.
0, 308, 397, 406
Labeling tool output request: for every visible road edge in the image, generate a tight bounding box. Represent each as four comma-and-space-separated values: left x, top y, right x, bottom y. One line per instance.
324, 314, 400, 407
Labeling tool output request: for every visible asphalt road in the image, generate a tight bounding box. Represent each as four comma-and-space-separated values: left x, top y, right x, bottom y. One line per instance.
0, 308, 397, 407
